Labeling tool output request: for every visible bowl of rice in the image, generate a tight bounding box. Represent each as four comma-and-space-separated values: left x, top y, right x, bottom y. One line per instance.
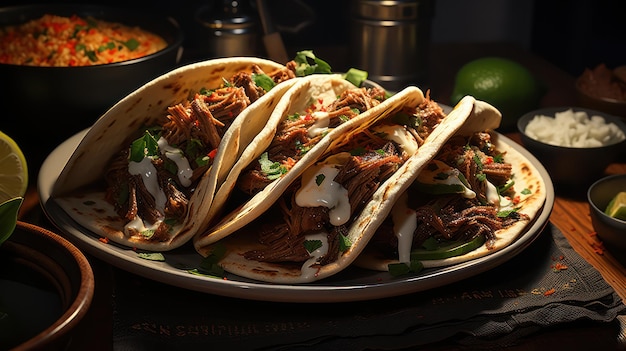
0, 3, 183, 175
517, 107, 626, 192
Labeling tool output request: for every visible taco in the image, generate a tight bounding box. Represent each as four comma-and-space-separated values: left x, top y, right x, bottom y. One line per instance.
192, 75, 416, 248
51, 56, 310, 251
354, 129, 546, 273
195, 93, 502, 283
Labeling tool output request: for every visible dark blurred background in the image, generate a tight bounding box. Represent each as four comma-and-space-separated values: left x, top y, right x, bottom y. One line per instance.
1, 0, 624, 78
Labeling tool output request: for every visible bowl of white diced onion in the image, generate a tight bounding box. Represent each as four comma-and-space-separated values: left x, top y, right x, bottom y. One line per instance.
517, 107, 626, 191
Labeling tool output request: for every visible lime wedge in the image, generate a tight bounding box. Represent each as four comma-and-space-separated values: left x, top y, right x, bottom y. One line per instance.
605, 191, 626, 221
0, 130, 28, 204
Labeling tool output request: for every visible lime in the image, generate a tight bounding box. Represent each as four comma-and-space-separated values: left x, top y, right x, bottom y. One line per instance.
605, 191, 626, 221
450, 57, 544, 130
0, 130, 28, 204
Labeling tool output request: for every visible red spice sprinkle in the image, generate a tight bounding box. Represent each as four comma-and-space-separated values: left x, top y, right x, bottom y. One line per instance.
208, 149, 218, 159
99, 237, 109, 244
544, 288, 556, 296
552, 263, 568, 271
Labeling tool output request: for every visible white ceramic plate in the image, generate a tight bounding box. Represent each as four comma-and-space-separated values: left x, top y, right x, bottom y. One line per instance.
38, 130, 554, 303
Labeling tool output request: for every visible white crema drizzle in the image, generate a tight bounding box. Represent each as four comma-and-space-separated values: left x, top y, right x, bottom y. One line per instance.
391, 192, 417, 263
372, 124, 419, 157
295, 155, 351, 226
300, 232, 329, 280
306, 111, 331, 137
157, 137, 193, 187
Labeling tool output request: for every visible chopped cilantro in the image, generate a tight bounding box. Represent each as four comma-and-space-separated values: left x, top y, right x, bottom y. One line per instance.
473, 154, 484, 170
315, 173, 326, 186
350, 147, 366, 156
199, 87, 214, 96
138, 252, 165, 261
521, 188, 532, 195
295, 140, 311, 155
303, 239, 323, 253
252, 73, 276, 92
339, 234, 352, 252
388, 260, 424, 276
190, 243, 226, 278
130, 130, 160, 162
493, 153, 504, 163
258, 152, 287, 180
497, 207, 520, 218
392, 111, 421, 128
293, 50, 332, 76
375, 149, 386, 156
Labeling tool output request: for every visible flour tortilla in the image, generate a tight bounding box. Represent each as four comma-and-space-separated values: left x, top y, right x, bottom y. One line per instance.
193, 79, 426, 251
51, 57, 297, 251
354, 131, 547, 270
198, 95, 503, 283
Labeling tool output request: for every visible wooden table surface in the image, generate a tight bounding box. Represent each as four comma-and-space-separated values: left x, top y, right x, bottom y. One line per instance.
18, 42, 626, 350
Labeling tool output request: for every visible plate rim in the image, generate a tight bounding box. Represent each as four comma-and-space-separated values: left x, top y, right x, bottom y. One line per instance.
38, 129, 555, 303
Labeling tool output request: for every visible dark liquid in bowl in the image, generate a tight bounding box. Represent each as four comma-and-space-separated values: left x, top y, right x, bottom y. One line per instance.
0, 259, 63, 349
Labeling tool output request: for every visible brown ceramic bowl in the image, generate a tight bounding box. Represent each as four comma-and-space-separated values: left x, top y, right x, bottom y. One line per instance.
0, 3, 184, 175
0, 221, 94, 350
575, 65, 626, 118
587, 174, 626, 254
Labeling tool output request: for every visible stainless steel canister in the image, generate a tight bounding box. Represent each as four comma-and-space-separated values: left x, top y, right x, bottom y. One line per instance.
350, 0, 434, 91
195, 0, 260, 58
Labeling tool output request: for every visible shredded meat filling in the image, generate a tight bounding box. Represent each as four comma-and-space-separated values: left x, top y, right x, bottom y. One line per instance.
243, 142, 403, 264
237, 87, 387, 196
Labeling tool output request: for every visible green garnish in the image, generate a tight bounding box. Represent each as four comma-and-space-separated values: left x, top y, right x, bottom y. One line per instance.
498, 179, 515, 194
252, 73, 276, 92
473, 154, 484, 170
315, 174, 326, 186
295, 140, 311, 155
410, 234, 486, 261
85, 50, 97, 62
122, 38, 140, 51
287, 112, 301, 121
388, 260, 424, 276
130, 130, 160, 162
339, 234, 351, 252
497, 207, 521, 218
98, 42, 115, 53
258, 152, 288, 180
303, 239, 323, 253
293, 50, 332, 76
141, 229, 155, 239
350, 147, 366, 156
0, 197, 23, 247
521, 188, 532, 195
189, 243, 226, 278
137, 252, 165, 261
392, 111, 421, 128
342, 68, 368, 87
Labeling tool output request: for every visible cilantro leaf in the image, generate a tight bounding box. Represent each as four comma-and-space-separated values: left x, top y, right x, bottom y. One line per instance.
259, 152, 287, 180
293, 50, 332, 76
252, 73, 276, 92
303, 239, 323, 253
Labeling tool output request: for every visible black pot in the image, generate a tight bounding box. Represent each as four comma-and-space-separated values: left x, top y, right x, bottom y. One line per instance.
0, 4, 184, 176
